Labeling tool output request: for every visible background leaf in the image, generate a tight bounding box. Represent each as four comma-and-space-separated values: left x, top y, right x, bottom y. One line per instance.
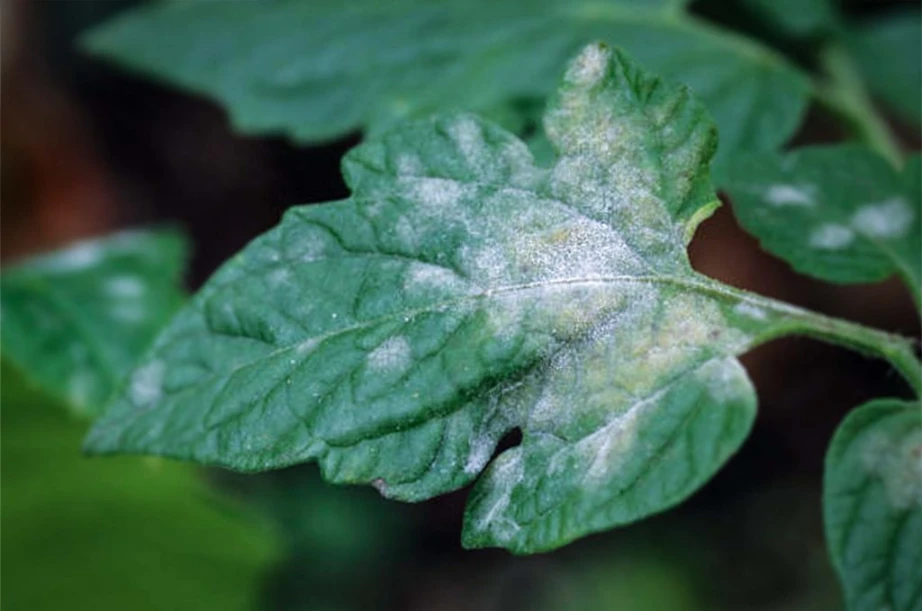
740, 0, 841, 39
82, 0, 809, 171
0, 229, 187, 417
722, 147, 922, 305
86, 45, 807, 553
823, 399, 922, 611
0, 363, 278, 611
845, 9, 922, 127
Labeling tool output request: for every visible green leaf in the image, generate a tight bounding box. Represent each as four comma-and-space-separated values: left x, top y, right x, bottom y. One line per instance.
0, 229, 187, 418
723, 147, 922, 306
823, 399, 922, 611
1, 364, 278, 611
85, 45, 821, 553
846, 10, 922, 126
741, 0, 841, 39
82, 0, 809, 170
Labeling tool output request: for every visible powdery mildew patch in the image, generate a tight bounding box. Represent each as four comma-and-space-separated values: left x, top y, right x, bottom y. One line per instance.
809, 223, 855, 250
129, 360, 166, 406
765, 184, 816, 207
861, 428, 922, 510
852, 197, 914, 239
366, 336, 412, 372
105, 275, 146, 298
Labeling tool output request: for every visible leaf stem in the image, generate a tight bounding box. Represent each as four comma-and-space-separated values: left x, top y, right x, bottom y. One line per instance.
815, 43, 904, 167
737, 290, 922, 397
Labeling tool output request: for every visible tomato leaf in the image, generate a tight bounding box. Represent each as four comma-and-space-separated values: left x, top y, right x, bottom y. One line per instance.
845, 9, 922, 127
82, 0, 809, 171
824, 399, 922, 611
0, 229, 188, 418
86, 45, 814, 553
723, 148, 921, 306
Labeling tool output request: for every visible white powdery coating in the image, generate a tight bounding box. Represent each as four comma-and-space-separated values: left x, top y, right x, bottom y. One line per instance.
852, 197, 914, 239
396, 153, 423, 176
367, 336, 411, 372
464, 434, 495, 475
129, 361, 165, 406
809, 223, 854, 250
407, 178, 467, 210
475, 450, 524, 537
566, 43, 610, 86
513, 216, 646, 282
105, 275, 146, 298
765, 184, 815, 207
395, 216, 419, 250
267, 268, 292, 288
861, 429, 922, 510
48, 241, 104, 272
447, 116, 485, 168
582, 397, 646, 481
403, 263, 465, 294
733, 302, 767, 321
702, 359, 742, 403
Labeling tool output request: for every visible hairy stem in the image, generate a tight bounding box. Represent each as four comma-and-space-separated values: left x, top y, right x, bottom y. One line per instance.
737, 289, 921, 397
815, 43, 904, 168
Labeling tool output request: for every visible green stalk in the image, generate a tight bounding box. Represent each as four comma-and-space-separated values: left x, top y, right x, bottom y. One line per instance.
740, 290, 922, 397
815, 43, 904, 168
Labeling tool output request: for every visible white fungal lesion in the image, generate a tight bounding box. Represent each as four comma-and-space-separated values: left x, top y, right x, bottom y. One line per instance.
403, 262, 465, 295
447, 115, 486, 169
473, 448, 524, 540
105, 275, 146, 298
366, 336, 412, 372
395, 153, 423, 176
733, 302, 768, 321
565, 43, 611, 86
129, 360, 166, 406
580, 394, 646, 481
851, 197, 914, 239
765, 184, 816, 207
809, 223, 855, 250
405, 177, 467, 210
464, 433, 495, 475
861, 429, 922, 510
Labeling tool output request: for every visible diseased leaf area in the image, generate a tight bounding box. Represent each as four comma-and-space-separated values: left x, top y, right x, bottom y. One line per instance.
83, 0, 808, 170
0, 230, 187, 418
723, 147, 921, 305
86, 45, 805, 553
824, 400, 922, 611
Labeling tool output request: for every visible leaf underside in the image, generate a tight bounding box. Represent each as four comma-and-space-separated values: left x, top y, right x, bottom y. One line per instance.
83, 0, 809, 171
87, 45, 796, 553
824, 399, 922, 611
0, 229, 187, 418
723, 147, 922, 306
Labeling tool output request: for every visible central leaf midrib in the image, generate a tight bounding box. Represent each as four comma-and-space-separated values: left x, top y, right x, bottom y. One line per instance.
168, 272, 740, 410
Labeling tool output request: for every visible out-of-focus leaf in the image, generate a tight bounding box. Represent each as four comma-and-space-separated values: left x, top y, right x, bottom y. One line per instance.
0, 364, 278, 611
723, 147, 921, 305
741, 0, 841, 38
82, 0, 809, 170
0, 229, 187, 417
846, 10, 922, 126
823, 399, 922, 611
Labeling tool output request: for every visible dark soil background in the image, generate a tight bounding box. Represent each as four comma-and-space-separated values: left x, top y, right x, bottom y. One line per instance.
2, 1, 919, 609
